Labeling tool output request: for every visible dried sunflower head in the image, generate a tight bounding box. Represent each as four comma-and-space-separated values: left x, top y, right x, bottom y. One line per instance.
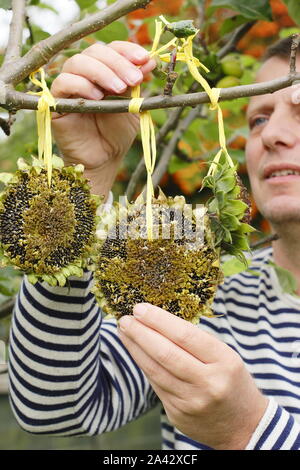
92, 191, 223, 324
0, 155, 101, 286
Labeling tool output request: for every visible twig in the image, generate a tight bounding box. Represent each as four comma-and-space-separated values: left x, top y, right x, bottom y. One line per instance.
0, 0, 151, 85
0, 111, 17, 136
2, 0, 26, 67
250, 233, 279, 250
25, 14, 34, 46
163, 48, 178, 96
2, 72, 300, 114
289, 33, 300, 76
0, 117, 11, 136
217, 21, 256, 59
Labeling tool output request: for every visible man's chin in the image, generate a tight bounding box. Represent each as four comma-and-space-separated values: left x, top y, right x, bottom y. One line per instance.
260, 199, 300, 225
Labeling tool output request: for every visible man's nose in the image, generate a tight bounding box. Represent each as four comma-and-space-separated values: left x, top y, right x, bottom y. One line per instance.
260, 111, 297, 151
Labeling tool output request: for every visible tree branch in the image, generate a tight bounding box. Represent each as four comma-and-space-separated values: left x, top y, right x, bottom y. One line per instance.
2, 0, 26, 67
2, 72, 300, 114
289, 33, 300, 75
217, 21, 256, 59
0, 0, 151, 85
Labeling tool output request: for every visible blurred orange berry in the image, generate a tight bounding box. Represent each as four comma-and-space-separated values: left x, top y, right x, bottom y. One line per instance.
129, 23, 152, 45
276, 14, 295, 27
229, 135, 247, 150
243, 44, 266, 58
270, 0, 288, 17
249, 21, 280, 39
127, 0, 183, 19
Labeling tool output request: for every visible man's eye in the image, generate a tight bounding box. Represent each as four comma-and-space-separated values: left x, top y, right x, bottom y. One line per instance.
250, 116, 268, 129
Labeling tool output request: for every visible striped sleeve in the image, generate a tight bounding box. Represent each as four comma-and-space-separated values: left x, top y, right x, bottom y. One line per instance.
8, 273, 158, 436
246, 398, 300, 450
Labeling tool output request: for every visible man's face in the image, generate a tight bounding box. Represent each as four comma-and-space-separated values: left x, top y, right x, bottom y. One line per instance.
246, 55, 300, 226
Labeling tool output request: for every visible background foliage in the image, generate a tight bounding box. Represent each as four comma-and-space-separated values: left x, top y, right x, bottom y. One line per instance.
0, 0, 299, 449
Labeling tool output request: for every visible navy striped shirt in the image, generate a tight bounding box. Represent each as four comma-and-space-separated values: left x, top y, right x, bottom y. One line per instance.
8, 247, 300, 449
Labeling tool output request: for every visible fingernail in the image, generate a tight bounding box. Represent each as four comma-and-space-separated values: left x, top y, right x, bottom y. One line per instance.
111, 77, 127, 93
118, 315, 132, 331
134, 51, 148, 61
125, 68, 143, 85
133, 303, 149, 318
91, 88, 103, 100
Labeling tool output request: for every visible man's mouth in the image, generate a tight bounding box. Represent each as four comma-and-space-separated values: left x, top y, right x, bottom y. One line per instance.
267, 169, 300, 179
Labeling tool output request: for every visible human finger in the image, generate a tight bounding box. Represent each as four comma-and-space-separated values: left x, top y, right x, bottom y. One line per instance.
108, 40, 152, 64
291, 83, 300, 104
82, 43, 156, 86
118, 323, 190, 395
62, 53, 131, 94
118, 315, 205, 382
132, 303, 231, 364
51, 72, 104, 100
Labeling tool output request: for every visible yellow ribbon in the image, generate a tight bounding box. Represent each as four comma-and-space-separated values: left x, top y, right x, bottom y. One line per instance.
28, 68, 56, 186
128, 19, 176, 240
128, 17, 236, 238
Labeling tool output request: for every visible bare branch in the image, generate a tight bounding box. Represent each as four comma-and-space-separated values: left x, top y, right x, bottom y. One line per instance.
2, 72, 300, 114
0, 0, 151, 85
2, 0, 26, 66
289, 33, 300, 75
217, 21, 256, 59
0, 112, 16, 136
250, 233, 279, 250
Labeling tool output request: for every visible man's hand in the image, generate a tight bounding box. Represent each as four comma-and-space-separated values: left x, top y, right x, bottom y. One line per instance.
118, 303, 268, 450
51, 41, 156, 197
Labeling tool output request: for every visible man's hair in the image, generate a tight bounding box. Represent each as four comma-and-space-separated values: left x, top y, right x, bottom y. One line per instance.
262, 35, 300, 62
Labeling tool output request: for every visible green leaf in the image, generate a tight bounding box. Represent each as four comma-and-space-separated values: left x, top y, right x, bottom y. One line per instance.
168, 155, 190, 174
222, 256, 250, 276
93, 21, 128, 43
231, 233, 250, 251
0, 282, 14, 297
224, 199, 248, 217
279, 27, 300, 39
216, 174, 236, 192
268, 261, 298, 295
237, 222, 257, 234
221, 212, 240, 230
75, 0, 97, 8
220, 15, 250, 36
208, 0, 272, 21
282, 1, 300, 27
0, 0, 11, 9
